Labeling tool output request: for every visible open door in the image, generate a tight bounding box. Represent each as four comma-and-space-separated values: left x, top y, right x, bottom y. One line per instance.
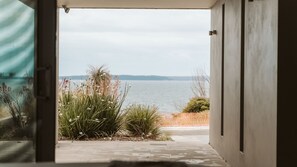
0, 0, 57, 162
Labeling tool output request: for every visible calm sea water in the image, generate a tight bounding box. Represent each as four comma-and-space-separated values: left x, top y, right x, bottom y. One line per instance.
69, 80, 195, 113
120, 80, 193, 113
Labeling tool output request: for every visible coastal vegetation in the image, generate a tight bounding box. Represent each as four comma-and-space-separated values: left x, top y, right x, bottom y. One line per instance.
58, 65, 210, 140
182, 68, 210, 113
58, 66, 164, 140
0, 66, 209, 141
191, 68, 210, 98
59, 66, 127, 139
58, 91, 127, 139
160, 112, 209, 127
124, 104, 161, 138
183, 97, 210, 113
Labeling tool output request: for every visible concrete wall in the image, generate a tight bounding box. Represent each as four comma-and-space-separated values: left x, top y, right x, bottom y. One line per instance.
210, 0, 278, 166
209, 0, 225, 157
57, 0, 217, 9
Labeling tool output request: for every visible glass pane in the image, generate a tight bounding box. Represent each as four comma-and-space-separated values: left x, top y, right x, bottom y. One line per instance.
0, 0, 36, 162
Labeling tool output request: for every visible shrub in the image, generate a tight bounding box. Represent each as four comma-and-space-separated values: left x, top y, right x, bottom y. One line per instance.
59, 93, 125, 139
58, 65, 128, 140
183, 97, 210, 113
124, 104, 161, 138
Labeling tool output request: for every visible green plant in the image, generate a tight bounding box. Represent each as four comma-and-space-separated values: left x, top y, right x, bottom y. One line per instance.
59, 79, 73, 107
58, 65, 129, 140
124, 104, 161, 138
88, 66, 108, 94
59, 94, 124, 139
183, 97, 210, 113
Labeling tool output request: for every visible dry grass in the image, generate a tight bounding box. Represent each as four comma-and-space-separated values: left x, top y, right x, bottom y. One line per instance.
160, 111, 209, 127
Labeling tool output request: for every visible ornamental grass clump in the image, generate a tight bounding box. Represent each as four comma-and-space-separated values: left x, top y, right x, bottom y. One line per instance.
124, 104, 161, 138
58, 66, 128, 140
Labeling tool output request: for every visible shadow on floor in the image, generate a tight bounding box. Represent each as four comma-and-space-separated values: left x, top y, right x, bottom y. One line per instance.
56, 126, 228, 167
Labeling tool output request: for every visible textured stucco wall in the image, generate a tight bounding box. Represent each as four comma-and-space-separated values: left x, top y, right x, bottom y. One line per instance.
210, 0, 277, 166
244, 0, 277, 166
209, 0, 224, 156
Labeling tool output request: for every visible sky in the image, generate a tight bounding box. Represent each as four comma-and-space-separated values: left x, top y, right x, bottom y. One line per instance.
59, 9, 210, 76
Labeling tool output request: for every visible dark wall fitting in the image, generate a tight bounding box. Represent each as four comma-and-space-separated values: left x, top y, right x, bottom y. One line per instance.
221, 3, 225, 137
239, 0, 245, 153
277, 1, 297, 166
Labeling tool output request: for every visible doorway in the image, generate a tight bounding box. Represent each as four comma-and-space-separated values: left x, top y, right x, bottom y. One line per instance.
54, 8, 221, 166
0, 0, 222, 164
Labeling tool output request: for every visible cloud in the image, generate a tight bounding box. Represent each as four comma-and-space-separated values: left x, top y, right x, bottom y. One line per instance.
59, 9, 210, 76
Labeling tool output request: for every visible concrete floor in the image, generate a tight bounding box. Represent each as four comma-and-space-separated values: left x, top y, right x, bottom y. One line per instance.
56, 127, 229, 167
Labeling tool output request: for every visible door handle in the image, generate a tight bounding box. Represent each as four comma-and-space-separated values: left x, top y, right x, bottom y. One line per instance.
34, 66, 51, 100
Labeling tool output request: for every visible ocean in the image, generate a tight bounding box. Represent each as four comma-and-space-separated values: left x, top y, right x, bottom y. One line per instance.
69, 80, 196, 113
120, 80, 194, 113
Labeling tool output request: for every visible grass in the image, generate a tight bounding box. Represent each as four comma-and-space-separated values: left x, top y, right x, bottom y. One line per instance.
160, 111, 209, 127
58, 65, 206, 141
58, 65, 129, 140
59, 94, 124, 139
124, 104, 161, 138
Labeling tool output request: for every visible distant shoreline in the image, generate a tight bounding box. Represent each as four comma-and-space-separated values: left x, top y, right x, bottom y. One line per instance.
59, 75, 208, 81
